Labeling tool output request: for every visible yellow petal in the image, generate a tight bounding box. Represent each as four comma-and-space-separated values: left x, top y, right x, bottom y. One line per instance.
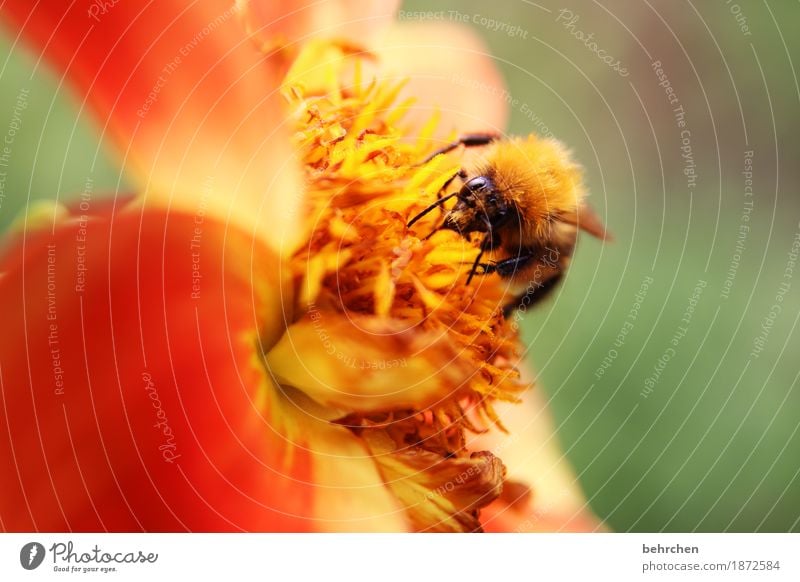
265, 313, 473, 414
364, 430, 504, 532
265, 385, 409, 531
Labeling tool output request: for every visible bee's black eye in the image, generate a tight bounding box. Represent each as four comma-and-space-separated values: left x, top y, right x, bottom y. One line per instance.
459, 175, 496, 209
466, 176, 489, 192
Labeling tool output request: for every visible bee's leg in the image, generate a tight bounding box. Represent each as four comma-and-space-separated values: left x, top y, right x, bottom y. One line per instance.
438, 168, 468, 197
420, 133, 499, 165
477, 253, 537, 278
466, 233, 502, 284
466, 247, 488, 285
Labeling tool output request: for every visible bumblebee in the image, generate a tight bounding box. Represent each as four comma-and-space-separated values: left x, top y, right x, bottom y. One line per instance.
408, 133, 609, 313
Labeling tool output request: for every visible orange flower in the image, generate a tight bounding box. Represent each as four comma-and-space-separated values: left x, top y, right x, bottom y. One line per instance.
0, 1, 601, 532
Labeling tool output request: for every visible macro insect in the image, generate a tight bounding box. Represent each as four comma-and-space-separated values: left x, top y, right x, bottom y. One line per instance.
407, 133, 610, 313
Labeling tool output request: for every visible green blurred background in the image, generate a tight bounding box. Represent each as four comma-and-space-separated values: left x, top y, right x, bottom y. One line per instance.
2, 1, 798, 531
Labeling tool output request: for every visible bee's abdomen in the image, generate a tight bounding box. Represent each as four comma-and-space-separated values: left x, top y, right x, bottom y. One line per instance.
499, 241, 574, 313
503, 271, 564, 317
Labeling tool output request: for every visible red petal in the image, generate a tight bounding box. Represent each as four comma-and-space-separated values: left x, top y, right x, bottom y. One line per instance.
3, 1, 301, 251
0, 203, 401, 531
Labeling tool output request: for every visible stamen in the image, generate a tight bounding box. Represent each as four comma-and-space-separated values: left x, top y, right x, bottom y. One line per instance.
283, 41, 528, 528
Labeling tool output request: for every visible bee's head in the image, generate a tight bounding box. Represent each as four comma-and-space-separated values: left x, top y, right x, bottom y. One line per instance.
442, 175, 512, 237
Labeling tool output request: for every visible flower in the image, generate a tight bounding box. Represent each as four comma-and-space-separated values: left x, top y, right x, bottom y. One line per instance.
0, 0, 601, 532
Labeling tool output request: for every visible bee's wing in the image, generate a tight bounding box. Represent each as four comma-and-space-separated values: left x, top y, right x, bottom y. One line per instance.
559, 203, 612, 241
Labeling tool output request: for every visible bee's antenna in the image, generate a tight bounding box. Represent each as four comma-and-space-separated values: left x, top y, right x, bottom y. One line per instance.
407, 192, 458, 228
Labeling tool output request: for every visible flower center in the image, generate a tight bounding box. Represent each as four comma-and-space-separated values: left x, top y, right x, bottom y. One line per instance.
277, 41, 530, 531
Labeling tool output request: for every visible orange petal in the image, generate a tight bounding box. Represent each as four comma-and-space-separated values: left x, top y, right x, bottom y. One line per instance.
265, 313, 473, 414
373, 21, 510, 140
0, 201, 403, 531
3, 1, 302, 253
475, 388, 606, 532
238, 0, 400, 58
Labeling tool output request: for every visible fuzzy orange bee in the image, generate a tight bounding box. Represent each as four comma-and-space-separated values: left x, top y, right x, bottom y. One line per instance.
408, 133, 610, 313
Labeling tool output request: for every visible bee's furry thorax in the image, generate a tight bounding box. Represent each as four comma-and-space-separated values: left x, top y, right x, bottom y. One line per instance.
472, 134, 586, 245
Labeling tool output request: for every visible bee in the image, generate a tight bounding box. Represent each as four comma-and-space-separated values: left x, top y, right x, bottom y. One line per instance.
407, 133, 610, 314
